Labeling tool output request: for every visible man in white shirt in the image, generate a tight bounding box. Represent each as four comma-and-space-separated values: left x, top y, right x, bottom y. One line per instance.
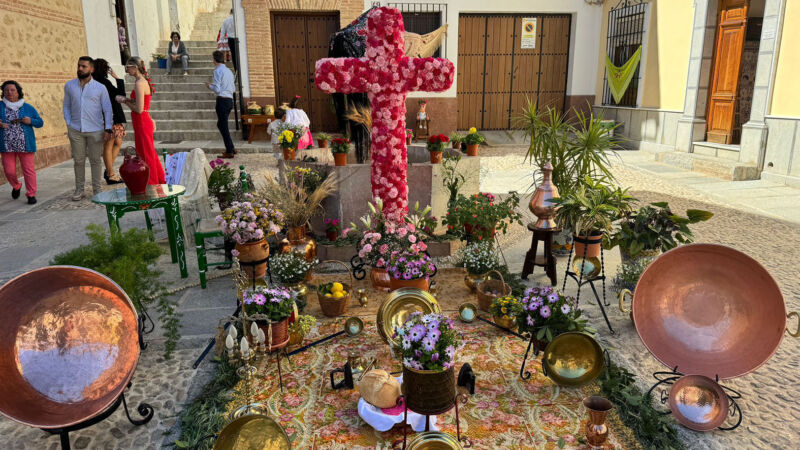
220, 9, 238, 70
63, 56, 113, 201
206, 51, 236, 158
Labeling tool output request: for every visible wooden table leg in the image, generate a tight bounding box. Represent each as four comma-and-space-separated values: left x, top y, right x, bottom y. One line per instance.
544, 230, 557, 286
521, 232, 539, 279
247, 123, 255, 144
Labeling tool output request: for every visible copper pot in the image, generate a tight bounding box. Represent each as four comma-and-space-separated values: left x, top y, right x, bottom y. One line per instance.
573, 233, 602, 258
528, 161, 560, 230
280, 226, 317, 262
235, 239, 270, 279
370, 267, 391, 291
389, 277, 429, 292
583, 396, 613, 448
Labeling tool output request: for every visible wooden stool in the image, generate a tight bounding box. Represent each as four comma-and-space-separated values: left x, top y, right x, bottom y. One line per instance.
521, 224, 558, 286
243, 114, 274, 143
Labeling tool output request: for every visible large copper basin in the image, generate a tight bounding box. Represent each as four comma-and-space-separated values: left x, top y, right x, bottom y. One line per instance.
633, 244, 786, 379
0, 266, 140, 429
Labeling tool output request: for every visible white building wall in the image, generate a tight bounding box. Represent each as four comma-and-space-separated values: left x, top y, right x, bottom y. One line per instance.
82, 0, 125, 71
174, 0, 220, 36
233, 0, 251, 98
367, 0, 603, 99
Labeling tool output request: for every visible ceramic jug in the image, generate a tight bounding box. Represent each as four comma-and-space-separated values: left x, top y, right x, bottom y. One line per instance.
119, 147, 150, 195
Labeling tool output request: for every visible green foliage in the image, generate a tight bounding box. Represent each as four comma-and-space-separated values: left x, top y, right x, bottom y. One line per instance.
289, 314, 316, 335
271, 251, 315, 284
489, 295, 523, 319
610, 258, 652, 294
441, 154, 467, 209
517, 287, 593, 342
600, 361, 685, 450
51, 224, 181, 358
457, 241, 501, 275
551, 176, 634, 237
463, 129, 485, 145
449, 132, 465, 143
607, 202, 713, 257
286, 166, 329, 195
314, 132, 332, 141
513, 99, 619, 198
173, 357, 238, 449
443, 192, 523, 242
207, 160, 236, 200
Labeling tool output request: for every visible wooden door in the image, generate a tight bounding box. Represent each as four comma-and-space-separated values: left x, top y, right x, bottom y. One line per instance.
706, 0, 749, 144
457, 14, 571, 130
272, 13, 339, 131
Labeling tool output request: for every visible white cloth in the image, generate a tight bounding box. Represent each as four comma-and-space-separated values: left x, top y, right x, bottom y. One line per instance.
357, 376, 437, 432
2, 98, 24, 111
285, 108, 310, 129
221, 15, 235, 39
165, 151, 186, 184
176, 148, 213, 242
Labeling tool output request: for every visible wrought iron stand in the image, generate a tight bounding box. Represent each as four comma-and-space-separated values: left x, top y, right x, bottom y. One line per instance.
398, 393, 471, 449
562, 236, 614, 334
646, 367, 743, 431
475, 316, 542, 382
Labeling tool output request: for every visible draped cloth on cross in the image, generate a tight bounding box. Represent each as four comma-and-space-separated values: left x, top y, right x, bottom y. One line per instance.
314, 7, 455, 222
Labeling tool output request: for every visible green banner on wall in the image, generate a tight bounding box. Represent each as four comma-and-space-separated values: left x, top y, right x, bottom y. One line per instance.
605, 46, 642, 104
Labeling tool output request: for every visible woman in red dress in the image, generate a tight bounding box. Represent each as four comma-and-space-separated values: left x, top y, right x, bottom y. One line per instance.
117, 57, 165, 185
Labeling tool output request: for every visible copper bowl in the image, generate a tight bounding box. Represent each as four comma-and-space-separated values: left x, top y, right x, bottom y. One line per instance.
668, 375, 729, 431
633, 244, 787, 379
0, 266, 140, 429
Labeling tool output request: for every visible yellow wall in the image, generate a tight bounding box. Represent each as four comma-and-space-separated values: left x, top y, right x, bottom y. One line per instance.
595, 0, 694, 111
771, 0, 800, 116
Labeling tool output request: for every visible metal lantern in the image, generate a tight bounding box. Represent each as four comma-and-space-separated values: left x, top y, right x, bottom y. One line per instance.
529, 161, 560, 230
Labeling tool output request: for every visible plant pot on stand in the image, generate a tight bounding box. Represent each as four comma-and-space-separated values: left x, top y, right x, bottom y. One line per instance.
235, 239, 270, 278
402, 365, 456, 415
250, 318, 290, 352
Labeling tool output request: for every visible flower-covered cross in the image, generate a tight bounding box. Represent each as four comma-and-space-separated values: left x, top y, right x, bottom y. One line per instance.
315, 7, 454, 222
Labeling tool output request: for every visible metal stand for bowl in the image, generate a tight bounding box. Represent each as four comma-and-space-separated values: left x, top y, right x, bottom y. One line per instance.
396, 393, 471, 449
562, 238, 614, 334
646, 367, 743, 431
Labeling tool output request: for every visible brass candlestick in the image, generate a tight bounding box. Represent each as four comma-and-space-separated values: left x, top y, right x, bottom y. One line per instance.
357, 288, 368, 307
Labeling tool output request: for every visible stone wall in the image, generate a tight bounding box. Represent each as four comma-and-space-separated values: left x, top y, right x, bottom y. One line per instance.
0, 0, 88, 184
592, 105, 681, 153
760, 117, 800, 187
405, 97, 457, 137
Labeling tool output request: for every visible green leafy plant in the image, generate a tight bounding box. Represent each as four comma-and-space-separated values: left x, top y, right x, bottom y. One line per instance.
174, 357, 238, 449
51, 225, 181, 358
207, 158, 236, 204
551, 176, 634, 237
152, 53, 165, 60
463, 127, 485, 145
458, 241, 501, 275
610, 258, 652, 294
517, 286, 592, 342
449, 132, 465, 144
314, 132, 332, 141
600, 361, 685, 450
441, 154, 466, 209
289, 314, 316, 335
489, 295, 523, 320
443, 192, 522, 241
607, 202, 713, 258
271, 251, 316, 284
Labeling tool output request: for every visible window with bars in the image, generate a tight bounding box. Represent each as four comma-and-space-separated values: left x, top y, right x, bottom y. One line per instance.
602, 0, 648, 107
386, 2, 447, 58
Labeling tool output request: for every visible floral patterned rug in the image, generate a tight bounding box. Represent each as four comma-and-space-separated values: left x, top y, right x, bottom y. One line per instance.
225, 314, 635, 449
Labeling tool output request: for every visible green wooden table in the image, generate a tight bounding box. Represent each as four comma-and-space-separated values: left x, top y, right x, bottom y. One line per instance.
92, 184, 188, 278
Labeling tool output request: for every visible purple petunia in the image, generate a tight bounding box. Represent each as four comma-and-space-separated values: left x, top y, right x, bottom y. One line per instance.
409, 324, 427, 342
540, 305, 551, 318
402, 337, 411, 350
422, 337, 436, 352
526, 315, 535, 326
561, 304, 571, 314
547, 293, 559, 304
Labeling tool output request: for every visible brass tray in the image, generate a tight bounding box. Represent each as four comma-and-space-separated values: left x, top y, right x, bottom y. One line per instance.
406, 431, 463, 449
633, 244, 788, 379
541, 332, 605, 387
668, 375, 729, 431
0, 266, 140, 429
214, 414, 291, 449
376, 288, 440, 348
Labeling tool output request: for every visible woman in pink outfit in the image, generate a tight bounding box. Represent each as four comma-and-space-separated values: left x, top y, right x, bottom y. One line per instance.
285, 95, 313, 150
118, 57, 165, 185
0, 80, 43, 204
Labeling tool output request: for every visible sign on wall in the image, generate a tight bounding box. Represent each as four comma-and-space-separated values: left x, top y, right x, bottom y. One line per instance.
521, 18, 537, 48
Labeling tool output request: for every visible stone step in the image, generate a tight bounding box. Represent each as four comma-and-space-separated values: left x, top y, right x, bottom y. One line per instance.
124, 118, 235, 131
138, 91, 216, 101
148, 60, 220, 70
120, 140, 272, 154
127, 129, 233, 141
656, 151, 760, 181
691, 141, 741, 161
155, 46, 218, 55
147, 67, 216, 75
127, 109, 220, 120
145, 75, 216, 83
148, 99, 218, 109
136, 82, 209, 93
158, 40, 217, 47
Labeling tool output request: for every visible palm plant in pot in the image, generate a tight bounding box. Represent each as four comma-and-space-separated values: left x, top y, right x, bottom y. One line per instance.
394, 312, 462, 415
242, 286, 295, 351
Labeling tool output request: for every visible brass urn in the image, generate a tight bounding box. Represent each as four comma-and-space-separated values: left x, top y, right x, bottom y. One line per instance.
529, 161, 560, 230
280, 226, 317, 262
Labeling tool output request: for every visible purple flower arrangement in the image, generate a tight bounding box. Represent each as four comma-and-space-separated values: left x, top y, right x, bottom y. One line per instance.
393, 312, 462, 371
216, 193, 285, 245
387, 250, 436, 281
242, 286, 295, 322
517, 286, 590, 343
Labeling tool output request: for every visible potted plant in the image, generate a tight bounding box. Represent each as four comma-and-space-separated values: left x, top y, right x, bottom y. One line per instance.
242, 286, 295, 351
517, 286, 591, 348
458, 241, 501, 293
441, 154, 466, 209
405, 128, 414, 145
426, 134, 448, 164
443, 192, 522, 242
330, 137, 350, 166
607, 202, 713, 262
216, 193, 284, 278
551, 177, 633, 259
271, 250, 316, 312
315, 132, 332, 148
612, 258, 652, 319
207, 158, 236, 209
287, 166, 328, 195
386, 250, 436, 292
463, 127, 484, 156
289, 314, 316, 346
393, 312, 462, 415
449, 132, 464, 150
324, 218, 341, 241
277, 123, 304, 160
152, 53, 167, 69
490, 295, 523, 330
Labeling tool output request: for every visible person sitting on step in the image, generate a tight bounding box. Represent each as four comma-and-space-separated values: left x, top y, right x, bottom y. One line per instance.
167, 31, 190, 76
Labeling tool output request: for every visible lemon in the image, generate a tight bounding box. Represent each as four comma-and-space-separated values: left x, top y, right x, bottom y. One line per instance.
331, 282, 344, 293
325, 293, 332, 298
332, 291, 345, 299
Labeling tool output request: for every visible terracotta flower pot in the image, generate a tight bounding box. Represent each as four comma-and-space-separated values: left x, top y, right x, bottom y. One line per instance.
406, 136, 413, 145
452, 141, 461, 150
235, 239, 269, 279
252, 318, 289, 352
280, 226, 317, 262
573, 232, 603, 258
333, 153, 347, 166
429, 151, 443, 164
283, 148, 296, 160
119, 153, 150, 195
389, 277, 429, 292
319, 139, 328, 148
326, 230, 338, 241
402, 365, 456, 415
370, 267, 391, 291
466, 144, 479, 156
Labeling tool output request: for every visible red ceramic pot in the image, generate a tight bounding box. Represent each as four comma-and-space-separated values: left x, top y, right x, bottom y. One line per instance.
429, 151, 443, 164
466, 144, 479, 156
333, 153, 347, 166
326, 230, 338, 241
119, 152, 150, 195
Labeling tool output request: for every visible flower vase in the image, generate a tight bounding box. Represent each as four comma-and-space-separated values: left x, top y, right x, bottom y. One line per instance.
429, 151, 443, 164
370, 267, 391, 291
452, 141, 461, 150
584, 396, 613, 449
402, 365, 456, 415
235, 239, 269, 279
319, 139, 328, 148
253, 318, 289, 352
333, 153, 347, 166
493, 315, 516, 330
389, 277, 429, 292
280, 226, 317, 262
283, 148, 296, 160
119, 152, 150, 195
326, 231, 338, 241
466, 144, 479, 156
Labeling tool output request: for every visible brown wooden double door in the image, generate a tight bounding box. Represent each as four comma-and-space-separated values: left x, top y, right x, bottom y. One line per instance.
457, 14, 571, 130
272, 12, 339, 131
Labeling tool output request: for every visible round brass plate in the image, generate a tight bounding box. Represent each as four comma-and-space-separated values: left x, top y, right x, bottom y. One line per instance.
377, 288, 441, 347
0, 266, 140, 429
542, 332, 604, 387
344, 317, 365, 337
406, 431, 463, 449
668, 375, 729, 431
214, 414, 291, 449
458, 303, 477, 323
